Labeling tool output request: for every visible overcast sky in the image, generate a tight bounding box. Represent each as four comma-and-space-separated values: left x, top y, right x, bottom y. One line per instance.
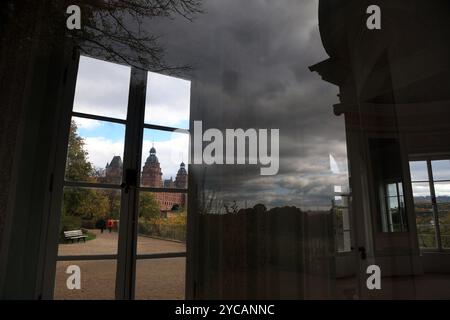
72, 0, 353, 210
152, 0, 350, 210
73, 55, 190, 179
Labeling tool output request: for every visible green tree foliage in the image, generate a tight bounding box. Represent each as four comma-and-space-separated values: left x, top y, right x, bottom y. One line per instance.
62, 121, 111, 229
65, 121, 93, 181
139, 193, 161, 221
103, 190, 121, 220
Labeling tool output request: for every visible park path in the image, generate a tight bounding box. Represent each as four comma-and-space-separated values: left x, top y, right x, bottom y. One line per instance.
58, 229, 186, 256
54, 230, 186, 300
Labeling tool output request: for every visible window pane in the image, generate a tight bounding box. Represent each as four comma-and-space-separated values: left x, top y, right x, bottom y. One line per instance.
334, 196, 351, 252
73, 56, 130, 120
412, 182, 437, 248
434, 182, 450, 248
387, 196, 399, 210
54, 260, 116, 300
141, 129, 189, 189
387, 183, 398, 196
58, 187, 121, 257
431, 160, 450, 181
409, 161, 429, 182
65, 117, 125, 185
135, 258, 186, 300
137, 191, 187, 255
398, 182, 404, 196
145, 72, 190, 129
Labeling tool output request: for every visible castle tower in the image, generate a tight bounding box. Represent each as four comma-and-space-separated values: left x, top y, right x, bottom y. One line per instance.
141, 146, 163, 187
175, 162, 188, 189
164, 177, 175, 188
105, 155, 123, 184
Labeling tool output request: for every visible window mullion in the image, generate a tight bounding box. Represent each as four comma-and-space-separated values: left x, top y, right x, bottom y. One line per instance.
427, 159, 443, 250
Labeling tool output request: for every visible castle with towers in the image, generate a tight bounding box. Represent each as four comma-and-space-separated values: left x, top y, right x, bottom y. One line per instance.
104, 146, 187, 212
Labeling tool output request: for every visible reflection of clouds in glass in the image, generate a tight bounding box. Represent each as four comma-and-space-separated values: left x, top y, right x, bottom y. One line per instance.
70, 0, 347, 210
145, 72, 190, 129
73, 56, 131, 120
211, 171, 348, 211
163, 0, 347, 210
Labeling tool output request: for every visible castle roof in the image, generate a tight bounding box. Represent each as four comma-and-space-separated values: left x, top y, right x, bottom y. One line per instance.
145, 147, 159, 165
177, 162, 187, 175
108, 156, 122, 168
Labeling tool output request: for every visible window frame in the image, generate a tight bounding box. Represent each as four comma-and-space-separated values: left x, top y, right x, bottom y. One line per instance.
48, 53, 191, 300
410, 156, 450, 252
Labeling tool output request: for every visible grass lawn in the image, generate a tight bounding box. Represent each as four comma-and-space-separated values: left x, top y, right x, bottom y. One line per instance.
85, 230, 96, 241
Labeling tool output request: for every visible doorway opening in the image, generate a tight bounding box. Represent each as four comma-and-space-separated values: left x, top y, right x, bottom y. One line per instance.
52, 55, 190, 299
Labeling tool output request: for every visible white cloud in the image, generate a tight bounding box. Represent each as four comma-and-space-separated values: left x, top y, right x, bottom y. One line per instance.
435, 183, 450, 197
73, 56, 131, 120
145, 72, 190, 128
73, 117, 101, 130
83, 137, 124, 169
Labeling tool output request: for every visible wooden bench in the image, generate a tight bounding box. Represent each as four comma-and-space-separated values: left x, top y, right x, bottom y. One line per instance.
64, 230, 87, 243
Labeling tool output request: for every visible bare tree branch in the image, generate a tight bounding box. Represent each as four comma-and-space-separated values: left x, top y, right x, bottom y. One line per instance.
2, 0, 203, 74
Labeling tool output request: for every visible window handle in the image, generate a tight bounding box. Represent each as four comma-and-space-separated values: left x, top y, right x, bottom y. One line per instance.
358, 246, 367, 260
120, 182, 129, 193
351, 246, 367, 260
121, 169, 137, 193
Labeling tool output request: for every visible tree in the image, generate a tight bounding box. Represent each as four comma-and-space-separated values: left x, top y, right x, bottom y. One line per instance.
2, 0, 203, 73
63, 120, 109, 223
139, 192, 160, 221
103, 189, 121, 220
65, 120, 93, 181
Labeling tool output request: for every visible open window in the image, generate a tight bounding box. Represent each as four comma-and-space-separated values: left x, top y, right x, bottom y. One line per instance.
52, 55, 191, 300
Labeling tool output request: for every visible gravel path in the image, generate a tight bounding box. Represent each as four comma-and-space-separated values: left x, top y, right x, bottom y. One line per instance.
54, 230, 186, 300
58, 229, 186, 256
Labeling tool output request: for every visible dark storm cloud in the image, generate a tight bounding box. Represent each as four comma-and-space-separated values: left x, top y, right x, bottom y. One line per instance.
139, 0, 349, 210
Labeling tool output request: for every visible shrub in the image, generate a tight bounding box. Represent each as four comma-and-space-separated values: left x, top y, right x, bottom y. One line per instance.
81, 219, 95, 229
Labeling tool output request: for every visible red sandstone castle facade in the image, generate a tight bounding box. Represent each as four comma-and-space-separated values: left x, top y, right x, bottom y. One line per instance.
104, 146, 187, 212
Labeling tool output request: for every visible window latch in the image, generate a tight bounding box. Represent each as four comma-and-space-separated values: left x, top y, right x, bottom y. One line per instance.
121, 169, 137, 193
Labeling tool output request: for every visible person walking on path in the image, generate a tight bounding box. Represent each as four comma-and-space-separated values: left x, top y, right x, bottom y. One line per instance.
96, 217, 106, 233
107, 218, 114, 233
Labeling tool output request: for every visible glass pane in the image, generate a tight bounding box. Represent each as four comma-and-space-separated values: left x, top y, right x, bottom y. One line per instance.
141, 129, 189, 189
387, 183, 398, 196
65, 117, 125, 185
58, 187, 121, 257
409, 161, 429, 182
335, 206, 351, 253
398, 182, 404, 196
54, 260, 116, 300
434, 182, 450, 248
135, 258, 186, 300
412, 183, 437, 248
145, 72, 190, 129
137, 191, 187, 255
431, 160, 450, 181
73, 55, 130, 120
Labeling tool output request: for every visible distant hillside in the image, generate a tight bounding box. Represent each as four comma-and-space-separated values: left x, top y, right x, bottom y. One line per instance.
414, 196, 450, 203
